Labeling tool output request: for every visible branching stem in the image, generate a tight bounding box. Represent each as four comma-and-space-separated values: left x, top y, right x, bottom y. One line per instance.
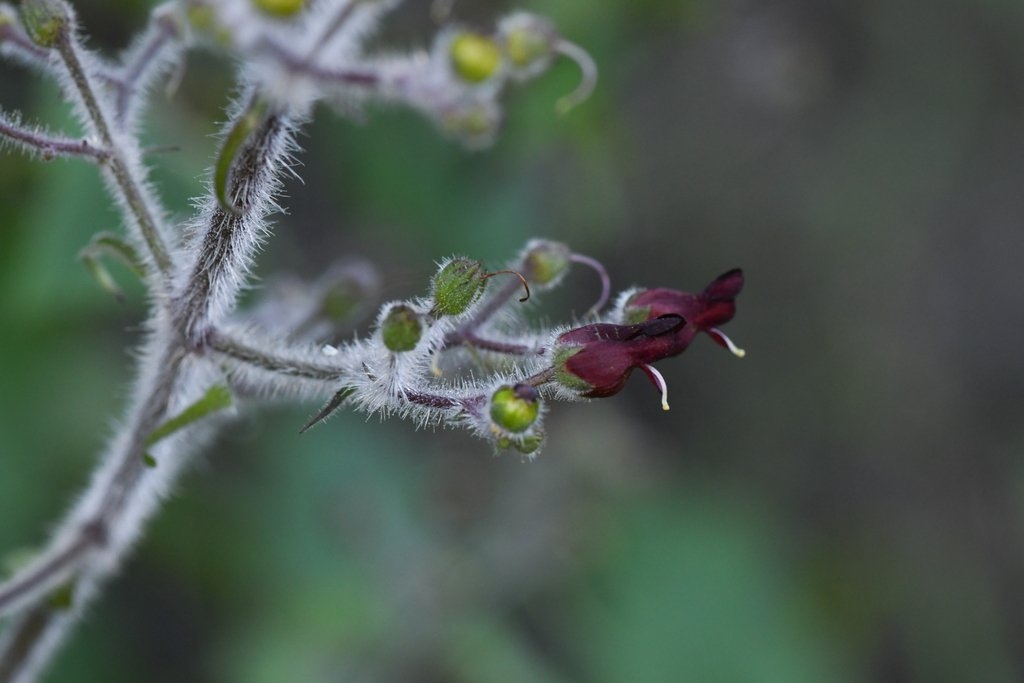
53, 29, 175, 281
0, 113, 109, 160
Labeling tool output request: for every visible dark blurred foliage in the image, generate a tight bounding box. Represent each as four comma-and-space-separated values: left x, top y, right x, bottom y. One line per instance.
3, 0, 1024, 681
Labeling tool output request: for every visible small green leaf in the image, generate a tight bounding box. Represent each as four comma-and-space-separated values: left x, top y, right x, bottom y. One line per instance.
142, 453, 158, 468
215, 96, 269, 215
78, 232, 147, 302
47, 581, 75, 610
300, 386, 355, 433
146, 385, 233, 446
81, 253, 125, 302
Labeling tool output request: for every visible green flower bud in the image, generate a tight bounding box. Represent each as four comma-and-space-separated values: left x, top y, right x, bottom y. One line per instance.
522, 240, 571, 286
438, 100, 501, 149
19, 0, 70, 48
498, 13, 556, 77
449, 32, 503, 83
380, 305, 422, 352
505, 25, 549, 69
253, 0, 305, 17
496, 432, 543, 455
490, 383, 540, 433
431, 258, 485, 316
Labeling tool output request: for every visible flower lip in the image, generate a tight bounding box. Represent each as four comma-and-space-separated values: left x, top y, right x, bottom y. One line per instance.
555, 269, 745, 403
627, 268, 743, 330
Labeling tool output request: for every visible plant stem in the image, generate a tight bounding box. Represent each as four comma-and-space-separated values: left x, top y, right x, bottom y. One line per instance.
0, 113, 109, 160
0, 336, 189, 682
53, 29, 175, 281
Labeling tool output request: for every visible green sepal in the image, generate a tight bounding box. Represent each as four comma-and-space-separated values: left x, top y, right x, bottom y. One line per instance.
431, 258, 485, 317
300, 386, 355, 433
215, 96, 269, 215
552, 345, 592, 393
19, 0, 69, 48
496, 432, 543, 455
146, 384, 233, 446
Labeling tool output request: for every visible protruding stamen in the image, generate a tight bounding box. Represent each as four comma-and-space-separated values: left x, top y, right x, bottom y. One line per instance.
553, 39, 597, 115
709, 327, 746, 358
640, 364, 670, 411
569, 252, 610, 317
430, 345, 443, 377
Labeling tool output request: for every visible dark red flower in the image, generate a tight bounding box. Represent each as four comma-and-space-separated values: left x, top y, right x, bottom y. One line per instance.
624, 268, 746, 357
554, 269, 744, 409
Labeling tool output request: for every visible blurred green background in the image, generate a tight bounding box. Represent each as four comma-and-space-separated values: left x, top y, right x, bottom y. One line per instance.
4, 0, 1024, 681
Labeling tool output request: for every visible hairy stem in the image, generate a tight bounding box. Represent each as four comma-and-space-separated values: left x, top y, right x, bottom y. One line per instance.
0, 111, 109, 160
53, 29, 175, 281
210, 329, 342, 382
174, 108, 293, 347
113, 8, 182, 127
0, 334, 189, 682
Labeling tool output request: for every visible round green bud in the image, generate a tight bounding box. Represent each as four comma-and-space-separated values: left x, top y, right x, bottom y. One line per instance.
253, 0, 305, 17
498, 13, 557, 78
439, 101, 501, 149
490, 383, 540, 433
19, 0, 70, 48
380, 305, 422, 352
505, 27, 549, 69
450, 32, 503, 83
523, 240, 571, 286
432, 258, 485, 316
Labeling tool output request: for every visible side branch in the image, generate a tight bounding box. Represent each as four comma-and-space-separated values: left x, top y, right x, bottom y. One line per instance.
210, 330, 343, 382
0, 338, 191, 682
174, 108, 294, 348
52, 28, 175, 282
112, 6, 184, 128
0, 111, 109, 160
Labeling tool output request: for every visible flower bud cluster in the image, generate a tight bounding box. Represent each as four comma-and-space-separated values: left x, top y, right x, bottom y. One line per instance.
281, 241, 744, 458
181, 1, 594, 147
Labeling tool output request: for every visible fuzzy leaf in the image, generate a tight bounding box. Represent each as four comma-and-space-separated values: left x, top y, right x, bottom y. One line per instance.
78, 232, 147, 301
300, 386, 354, 433
146, 385, 233, 446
